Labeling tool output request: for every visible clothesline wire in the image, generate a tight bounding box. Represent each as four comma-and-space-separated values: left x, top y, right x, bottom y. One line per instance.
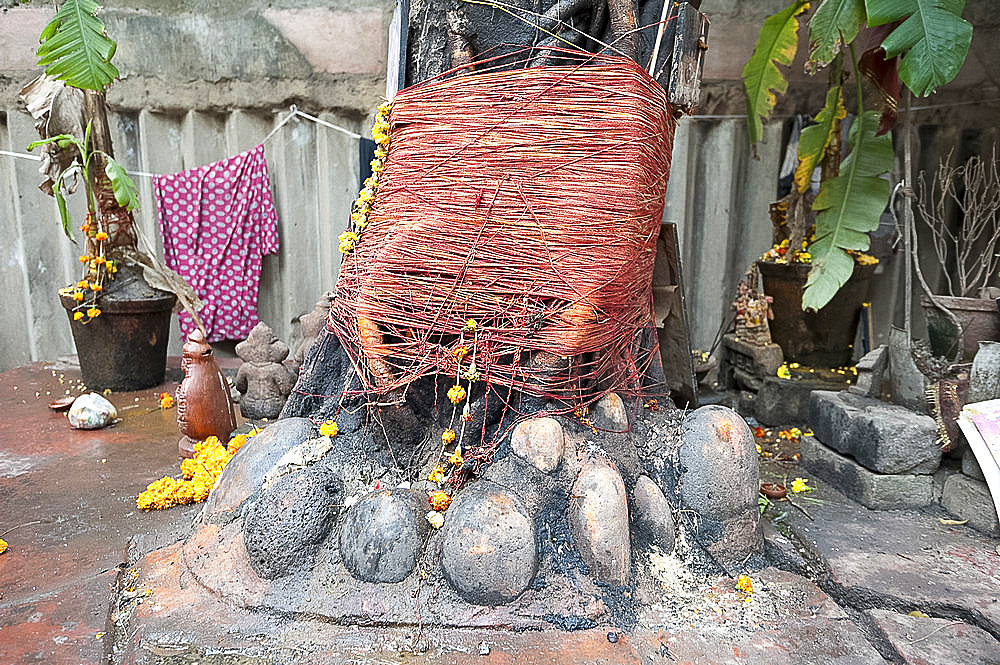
0, 105, 362, 179
1, 95, 996, 170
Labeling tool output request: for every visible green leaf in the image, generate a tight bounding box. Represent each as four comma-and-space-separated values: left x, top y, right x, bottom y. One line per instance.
53, 170, 75, 241
808, 0, 867, 66
865, 0, 972, 96
742, 1, 810, 145
35, 0, 120, 91
795, 85, 847, 192
105, 157, 139, 210
802, 111, 892, 310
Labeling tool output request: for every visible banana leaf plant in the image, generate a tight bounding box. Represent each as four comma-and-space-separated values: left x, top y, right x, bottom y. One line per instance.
742, 0, 973, 311
24, 0, 199, 326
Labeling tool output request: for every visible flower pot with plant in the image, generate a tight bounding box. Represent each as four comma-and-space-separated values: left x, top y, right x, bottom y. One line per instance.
914, 148, 1000, 361
742, 0, 975, 366
21, 0, 199, 391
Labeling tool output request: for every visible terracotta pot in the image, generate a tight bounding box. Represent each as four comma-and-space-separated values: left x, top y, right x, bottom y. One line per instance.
921, 294, 1000, 361
758, 260, 876, 368
60, 289, 176, 392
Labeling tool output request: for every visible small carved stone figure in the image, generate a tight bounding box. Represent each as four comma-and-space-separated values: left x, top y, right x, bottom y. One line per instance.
291, 292, 334, 369
176, 329, 238, 458
733, 264, 773, 346
235, 321, 298, 420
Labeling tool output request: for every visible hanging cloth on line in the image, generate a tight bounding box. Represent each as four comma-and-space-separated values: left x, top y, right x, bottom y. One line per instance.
153, 143, 279, 342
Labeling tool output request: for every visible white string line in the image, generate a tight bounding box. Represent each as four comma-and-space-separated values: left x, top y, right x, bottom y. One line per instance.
1, 105, 362, 178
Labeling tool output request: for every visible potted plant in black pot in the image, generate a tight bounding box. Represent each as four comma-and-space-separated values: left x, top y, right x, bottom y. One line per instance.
742, 0, 975, 367
22, 0, 199, 391
915, 148, 1000, 361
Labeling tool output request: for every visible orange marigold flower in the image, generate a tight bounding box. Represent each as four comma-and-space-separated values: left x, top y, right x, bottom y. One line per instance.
80, 223, 91, 233
447, 385, 466, 405
159, 392, 174, 409
90, 282, 102, 291
86, 307, 101, 318
76, 280, 88, 289
442, 428, 456, 445
95, 232, 109, 242
94, 256, 106, 265
73, 311, 84, 321
428, 465, 445, 484
72, 291, 85, 302
448, 447, 464, 467
79, 255, 90, 263
319, 420, 339, 437
454, 346, 469, 360
429, 490, 452, 511
753, 426, 765, 438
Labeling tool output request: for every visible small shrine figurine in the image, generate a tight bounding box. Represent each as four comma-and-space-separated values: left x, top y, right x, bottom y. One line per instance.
291, 291, 334, 369
733, 265, 773, 346
176, 329, 238, 458
235, 321, 298, 420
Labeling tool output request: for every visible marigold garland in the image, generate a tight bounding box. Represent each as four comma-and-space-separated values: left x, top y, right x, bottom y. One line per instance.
340, 100, 392, 256
137, 431, 253, 510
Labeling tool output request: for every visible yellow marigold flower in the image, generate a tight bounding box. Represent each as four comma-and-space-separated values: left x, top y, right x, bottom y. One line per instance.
429, 490, 452, 511
448, 447, 464, 467
370, 158, 385, 174
377, 101, 392, 115
86, 307, 101, 319
80, 223, 91, 233
454, 345, 469, 360
428, 465, 445, 484
95, 232, 109, 242
73, 311, 84, 321
227, 434, 248, 452
447, 384, 466, 405
776, 364, 791, 379
350, 212, 366, 225
159, 392, 174, 409
736, 574, 753, 601
463, 319, 477, 331
79, 255, 90, 263
791, 477, 812, 494
358, 188, 376, 204
319, 420, 339, 437
442, 428, 456, 444
0, 537, 7, 555
463, 365, 481, 382
72, 291, 84, 302
374, 145, 388, 159
77, 280, 88, 289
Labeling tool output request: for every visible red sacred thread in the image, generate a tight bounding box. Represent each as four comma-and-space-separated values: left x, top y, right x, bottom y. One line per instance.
330, 51, 676, 470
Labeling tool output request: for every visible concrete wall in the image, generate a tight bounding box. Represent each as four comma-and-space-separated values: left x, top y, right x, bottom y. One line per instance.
0, 0, 998, 373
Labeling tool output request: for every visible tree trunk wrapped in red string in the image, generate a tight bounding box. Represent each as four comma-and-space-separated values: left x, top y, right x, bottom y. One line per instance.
332, 52, 676, 407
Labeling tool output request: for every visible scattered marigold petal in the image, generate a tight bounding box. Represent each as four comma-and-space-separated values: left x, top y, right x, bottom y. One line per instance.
319, 420, 339, 437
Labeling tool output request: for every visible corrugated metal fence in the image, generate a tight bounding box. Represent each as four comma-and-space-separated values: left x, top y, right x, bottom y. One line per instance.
2, 105, 993, 375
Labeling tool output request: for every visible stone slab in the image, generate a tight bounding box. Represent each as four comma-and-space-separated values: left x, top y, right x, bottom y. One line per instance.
801, 436, 935, 510
780, 475, 1000, 638
810, 391, 941, 475
942, 473, 1000, 535
755, 375, 849, 427
866, 609, 1000, 665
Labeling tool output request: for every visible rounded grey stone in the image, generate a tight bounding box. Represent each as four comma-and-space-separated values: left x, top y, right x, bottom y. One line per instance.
339, 489, 428, 583
632, 475, 675, 554
569, 456, 631, 585
203, 417, 317, 521
679, 405, 759, 520
679, 405, 761, 566
243, 467, 341, 579
441, 482, 537, 606
509, 417, 565, 473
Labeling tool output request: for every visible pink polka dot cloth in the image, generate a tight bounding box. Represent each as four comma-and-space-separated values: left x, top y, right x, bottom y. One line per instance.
153, 144, 279, 342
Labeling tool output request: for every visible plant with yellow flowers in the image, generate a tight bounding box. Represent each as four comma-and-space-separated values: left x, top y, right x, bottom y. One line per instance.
340, 101, 392, 255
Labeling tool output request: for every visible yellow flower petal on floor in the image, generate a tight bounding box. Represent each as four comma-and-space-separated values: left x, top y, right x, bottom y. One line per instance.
791, 477, 812, 493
